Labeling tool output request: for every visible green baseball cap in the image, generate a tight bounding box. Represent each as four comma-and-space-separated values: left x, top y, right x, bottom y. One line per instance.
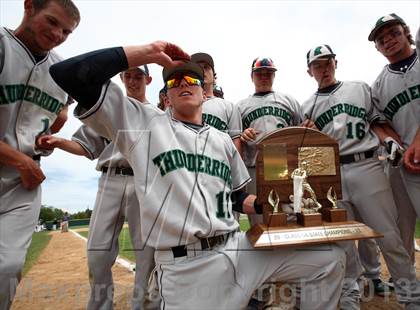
368, 13, 406, 41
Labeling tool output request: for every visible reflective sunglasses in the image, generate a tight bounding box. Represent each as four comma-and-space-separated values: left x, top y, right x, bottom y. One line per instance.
166, 75, 202, 89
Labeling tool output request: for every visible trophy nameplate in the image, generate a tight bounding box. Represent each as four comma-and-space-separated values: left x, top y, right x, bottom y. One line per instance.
247, 221, 383, 248
247, 127, 383, 248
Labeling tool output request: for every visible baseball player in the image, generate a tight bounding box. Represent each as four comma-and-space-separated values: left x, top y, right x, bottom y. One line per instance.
157, 86, 169, 111
0, 1, 80, 308
237, 57, 306, 308
369, 14, 420, 272
237, 57, 303, 217
37, 66, 158, 310
49, 42, 346, 309
302, 44, 420, 308
191, 52, 242, 152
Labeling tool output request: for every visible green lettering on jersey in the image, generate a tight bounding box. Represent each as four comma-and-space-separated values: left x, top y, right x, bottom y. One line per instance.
314, 103, 366, 130
203, 113, 228, 131
153, 150, 232, 186
0, 83, 65, 114
242, 106, 292, 128
383, 85, 420, 121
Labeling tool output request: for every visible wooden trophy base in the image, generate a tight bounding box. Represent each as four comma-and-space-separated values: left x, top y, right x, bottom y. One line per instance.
296, 212, 322, 227
264, 212, 287, 227
322, 208, 347, 222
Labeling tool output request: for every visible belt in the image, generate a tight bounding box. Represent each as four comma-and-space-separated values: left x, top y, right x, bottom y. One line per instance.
101, 166, 134, 176
339, 150, 375, 164
171, 232, 235, 258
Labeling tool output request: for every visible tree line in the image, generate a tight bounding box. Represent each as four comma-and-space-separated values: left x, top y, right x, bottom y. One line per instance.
39, 205, 92, 223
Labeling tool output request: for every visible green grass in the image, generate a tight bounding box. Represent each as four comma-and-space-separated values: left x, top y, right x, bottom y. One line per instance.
416, 221, 420, 238
23, 231, 52, 275
78, 229, 135, 262
69, 224, 90, 229
239, 215, 251, 232
75, 219, 252, 263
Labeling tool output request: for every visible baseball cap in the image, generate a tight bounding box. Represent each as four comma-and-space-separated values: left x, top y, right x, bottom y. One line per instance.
191, 53, 215, 71
251, 57, 277, 72
162, 61, 204, 82
306, 45, 336, 66
368, 13, 406, 41
138, 65, 149, 76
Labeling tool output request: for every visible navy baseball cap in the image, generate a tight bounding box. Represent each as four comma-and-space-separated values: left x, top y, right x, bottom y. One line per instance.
191, 52, 215, 72
138, 65, 149, 76
306, 45, 336, 66
251, 57, 277, 72
162, 61, 204, 82
368, 13, 406, 41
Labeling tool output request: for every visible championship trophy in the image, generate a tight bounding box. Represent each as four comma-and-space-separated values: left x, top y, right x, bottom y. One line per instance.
247, 127, 382, 248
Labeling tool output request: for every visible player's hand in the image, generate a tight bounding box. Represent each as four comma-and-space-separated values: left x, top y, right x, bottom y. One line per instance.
17, 156, 46, 190
300, 119, 317, 130
240, 128, 258, 143
403, 140, 420, 174
36, 135, 63, 150
124, 41, 190, 69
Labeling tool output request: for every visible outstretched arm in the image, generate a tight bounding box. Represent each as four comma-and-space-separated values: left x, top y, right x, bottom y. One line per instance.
36, 135, 89, 158
50, 41, 189, 109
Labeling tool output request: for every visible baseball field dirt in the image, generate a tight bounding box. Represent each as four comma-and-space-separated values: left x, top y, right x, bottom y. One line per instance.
12, 230, 415, 309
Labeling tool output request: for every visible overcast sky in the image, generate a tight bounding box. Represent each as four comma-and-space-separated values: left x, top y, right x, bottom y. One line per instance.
2, 0, 419, 213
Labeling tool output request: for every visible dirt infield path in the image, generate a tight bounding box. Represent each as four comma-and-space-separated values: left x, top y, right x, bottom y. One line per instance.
12, 231, 134, 310
12, 230, 417, 309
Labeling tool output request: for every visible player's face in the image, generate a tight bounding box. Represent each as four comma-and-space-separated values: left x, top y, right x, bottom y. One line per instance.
166, 75, 206, 122
196, 61, 215, 86
374, 23, 412, 62
121, 69, 151, 100
252, 69, 275, 92
24, 1, 78, 54
307, 58, 337, 89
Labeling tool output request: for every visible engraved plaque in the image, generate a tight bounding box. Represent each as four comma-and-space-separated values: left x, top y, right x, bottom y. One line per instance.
263, 143, 288, 180
298, 147, 336, 176
247, 221, 383, 248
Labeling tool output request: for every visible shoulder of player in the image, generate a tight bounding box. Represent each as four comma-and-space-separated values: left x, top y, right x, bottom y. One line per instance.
341, 80, 370, 90
273, 91, 299, 104
206, 96, 234, 107
236, 95, 254, 106
371, 66, 390, 91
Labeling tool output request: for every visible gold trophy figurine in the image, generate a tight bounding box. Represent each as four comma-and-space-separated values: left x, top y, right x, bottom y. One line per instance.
327, 187, 338, 209
323, 186, 347, 222
268, 189, 280, 213
265, 189, 286, 227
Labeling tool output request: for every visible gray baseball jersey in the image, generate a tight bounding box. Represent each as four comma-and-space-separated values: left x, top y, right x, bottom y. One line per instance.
371, 53, 420, 149
0, 27, 69, 309
301, 81, 380, 155
237, 92, 302, 167
72, 124, 130, 170
302, 80, 420, 305
202, 96, 242, 139
75, 82, 250, 249
72, 79, 346, 310
0, 27, 67, 169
